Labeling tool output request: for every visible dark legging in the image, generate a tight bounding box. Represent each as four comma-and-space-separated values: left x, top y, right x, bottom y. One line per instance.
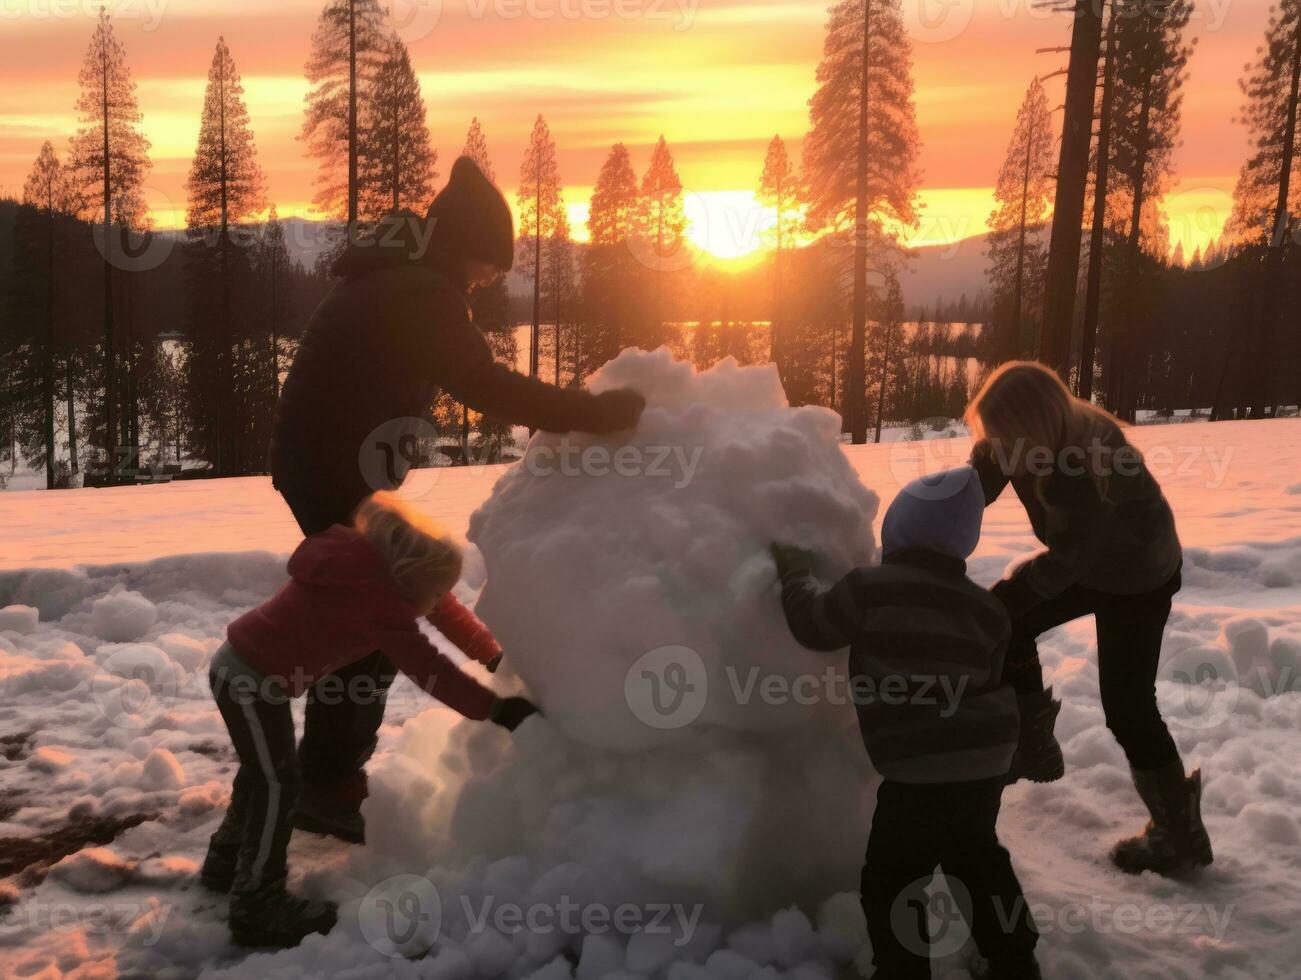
1003, 570, 1181, 772
275, 481, 396, 793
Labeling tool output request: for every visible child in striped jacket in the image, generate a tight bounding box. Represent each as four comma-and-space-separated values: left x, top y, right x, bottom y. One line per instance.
772, 466, 1040, 980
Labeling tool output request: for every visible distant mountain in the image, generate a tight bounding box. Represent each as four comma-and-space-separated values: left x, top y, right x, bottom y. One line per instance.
899, 233, 991, 314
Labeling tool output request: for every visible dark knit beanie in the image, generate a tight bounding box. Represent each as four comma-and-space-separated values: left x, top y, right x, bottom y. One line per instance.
426, 156, 515, 271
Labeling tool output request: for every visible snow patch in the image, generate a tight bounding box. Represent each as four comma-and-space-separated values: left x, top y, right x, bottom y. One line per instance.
0, 604, 38, 634
90, 590, 159, 642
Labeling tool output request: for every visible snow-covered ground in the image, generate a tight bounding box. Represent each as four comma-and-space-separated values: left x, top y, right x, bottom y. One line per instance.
0, 360, 1298, 979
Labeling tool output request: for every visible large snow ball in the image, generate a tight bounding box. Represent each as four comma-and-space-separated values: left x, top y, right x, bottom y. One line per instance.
469, 349, 879, 751
89, 590, 158, 643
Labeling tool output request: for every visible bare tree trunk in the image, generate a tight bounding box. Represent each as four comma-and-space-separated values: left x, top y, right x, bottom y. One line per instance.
531, 180, 541, 380
101, 45, 117, 478
873, 320, 894, 444
1012, 125, 1033, 356
1038, 0, 1104, 376
44, 201, 56, 489
1080, 2, 1117, 402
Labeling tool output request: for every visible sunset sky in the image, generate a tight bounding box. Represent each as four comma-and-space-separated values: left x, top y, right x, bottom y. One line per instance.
0, 0, 1269, 261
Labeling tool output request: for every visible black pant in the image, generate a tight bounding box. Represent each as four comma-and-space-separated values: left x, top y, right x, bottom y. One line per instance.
1002, 571, 1181, 772
209, 654, 299, 894
863, 778, 1037, 979
275, 480, 397, 794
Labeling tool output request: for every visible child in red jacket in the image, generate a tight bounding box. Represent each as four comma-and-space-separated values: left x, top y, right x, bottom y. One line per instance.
199, 492, 537, 948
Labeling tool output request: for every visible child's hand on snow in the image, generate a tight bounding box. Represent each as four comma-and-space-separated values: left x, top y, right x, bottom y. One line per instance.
770, 542, 817, 580
489, 696, 540, 732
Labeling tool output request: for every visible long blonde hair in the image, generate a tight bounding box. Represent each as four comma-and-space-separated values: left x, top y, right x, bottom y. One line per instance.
965, 361, 1127, 500
352, 492, 463, 603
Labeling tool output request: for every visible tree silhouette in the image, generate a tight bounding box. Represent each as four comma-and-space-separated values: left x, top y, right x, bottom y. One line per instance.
302, 0, 388, 231
1227, 0, 1301, 414
360, 36, 436, 217
805, 0, 921, 443
986, 77, 1054, 361
20, 143, 74, 487
638, 135, 686, 335
758, 134, 800, 368
68, 7, 151, 470
581, 143, 640, 371
186, 36, 266, 475
517, 114, 562, 379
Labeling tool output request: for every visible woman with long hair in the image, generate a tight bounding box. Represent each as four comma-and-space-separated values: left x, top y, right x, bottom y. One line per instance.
966, 361, 1212, 875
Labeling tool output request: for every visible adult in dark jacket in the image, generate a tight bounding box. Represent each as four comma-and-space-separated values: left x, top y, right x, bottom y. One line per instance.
967, 361, 1211, 876
271, 157, 645, 841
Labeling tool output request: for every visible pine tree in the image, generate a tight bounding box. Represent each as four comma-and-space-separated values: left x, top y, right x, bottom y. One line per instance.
870, 268, 904, 443
462, 117, 494, 179
517, 115, 562, 380
186, 37, 266, 475
805, 0, 921, 443
20, 143, 74, 487
359, 36, 436, 218
302, 0, 389, 231
257, 207, 291, 400
986, 77, 1054, 361
1105, 0, 1192, 420
1226, 0, 1301, 414
638, 135, 686, 335
758, 134, 800, 368
68, 7, 151, 471
541, 208, 579, 386
580, 143, 640, 372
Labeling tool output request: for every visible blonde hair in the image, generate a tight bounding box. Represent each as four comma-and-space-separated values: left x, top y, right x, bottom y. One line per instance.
965, 361, 1127, 501
352, 492, 463, 603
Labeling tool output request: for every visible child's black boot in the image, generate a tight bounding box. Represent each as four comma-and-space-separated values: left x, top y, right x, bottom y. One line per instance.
229, 882, 338, 948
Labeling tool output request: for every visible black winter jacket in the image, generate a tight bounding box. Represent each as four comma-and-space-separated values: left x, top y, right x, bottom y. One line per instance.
270, 264, 616, 516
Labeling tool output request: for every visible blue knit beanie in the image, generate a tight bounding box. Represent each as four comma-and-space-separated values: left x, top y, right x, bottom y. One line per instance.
881, 465, 985, 560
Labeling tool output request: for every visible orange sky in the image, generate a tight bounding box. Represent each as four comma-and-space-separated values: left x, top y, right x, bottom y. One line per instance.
0, 0, 1271, 259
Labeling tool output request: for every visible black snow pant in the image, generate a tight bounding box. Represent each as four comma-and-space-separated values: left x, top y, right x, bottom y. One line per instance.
208, 644, 299, 894
1002, 569, 1181, 772
274, 479, 397, 796
862, 777, 1038, 979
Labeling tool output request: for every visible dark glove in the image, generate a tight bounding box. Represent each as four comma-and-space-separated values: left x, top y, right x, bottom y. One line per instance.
489, 696, 540, 732
990, 575, 1042, 622
485, 653, 503, 674
770, 542, 817, 581
583, 388, 645, 434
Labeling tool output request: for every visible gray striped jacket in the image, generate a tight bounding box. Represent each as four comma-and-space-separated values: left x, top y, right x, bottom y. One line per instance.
778, 547, 1019, 784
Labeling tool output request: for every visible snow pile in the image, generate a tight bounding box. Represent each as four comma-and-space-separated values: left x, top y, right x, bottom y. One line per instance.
0, 603, 38, 634
356, 350, 880, 949
89, 589, 159, 642
470, 347, 879, 748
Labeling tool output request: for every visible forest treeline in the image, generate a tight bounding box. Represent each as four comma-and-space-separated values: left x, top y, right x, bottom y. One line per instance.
2, 0, 1299, 488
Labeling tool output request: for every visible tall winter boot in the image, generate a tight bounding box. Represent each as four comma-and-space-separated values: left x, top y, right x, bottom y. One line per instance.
1005, 687, 1065, 785
1111, 761, 1213, 875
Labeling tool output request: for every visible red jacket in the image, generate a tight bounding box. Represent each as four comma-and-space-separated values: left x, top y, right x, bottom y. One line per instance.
227, 525, 498, 720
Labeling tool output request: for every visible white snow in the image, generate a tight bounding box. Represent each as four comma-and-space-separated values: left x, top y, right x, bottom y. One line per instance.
0, 354, 1297, 979
89, 590, 159, 643
0, 604, 38, 634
